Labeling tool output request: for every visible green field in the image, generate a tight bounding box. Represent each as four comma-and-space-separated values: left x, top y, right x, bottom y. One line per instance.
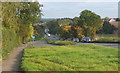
93, 34, 120, 43
21, 45, 118, 71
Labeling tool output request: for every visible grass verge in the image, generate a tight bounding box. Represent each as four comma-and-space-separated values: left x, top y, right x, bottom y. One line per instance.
42, 38, 76, 45
93, 34, 120, 43
21, 45, 118, 71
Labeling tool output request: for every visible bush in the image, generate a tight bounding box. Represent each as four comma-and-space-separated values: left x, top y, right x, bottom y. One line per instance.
2, 2, 41, 59
2, 28, 21, 58
41, 37, 76, 45
91, 38, 119, 43
54, 41, 76, 45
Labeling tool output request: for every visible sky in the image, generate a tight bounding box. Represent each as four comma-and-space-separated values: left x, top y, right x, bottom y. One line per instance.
39, 0, 119, 2
37, 0, 119, 18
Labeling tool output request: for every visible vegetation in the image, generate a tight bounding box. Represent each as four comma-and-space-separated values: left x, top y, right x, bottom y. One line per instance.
78, 10, 102, 39
21, 45, 118, 71
92, 34, 120, 43
50, 41, 76, 45
97, 21, 117, 34
45, 10, 102, 40
33, 24, 46, 40
42, 38, 76, 45
116, 18, 120, 22
2, 2, 42, 59
46, 18, 72, 35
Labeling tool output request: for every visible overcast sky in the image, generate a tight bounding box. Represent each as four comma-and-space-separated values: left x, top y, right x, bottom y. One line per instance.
39, 0, 119, 2
38, 0, 119, 18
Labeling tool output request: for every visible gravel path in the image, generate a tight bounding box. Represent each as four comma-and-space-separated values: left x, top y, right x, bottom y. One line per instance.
2, 44, 27, 71
2, 40, 55, 71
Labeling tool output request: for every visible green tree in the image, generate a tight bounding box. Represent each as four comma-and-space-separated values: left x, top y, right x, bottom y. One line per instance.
59, 25, 71, 39
34, 24, 46, 38
116, 18, 120, 22
46, 20, 60, 35
46, 18, 72, 35
73, 17, 80, 24
100, 21, 117, 34
79, 10, 102, 39
18, 2, 42, 43
104, 17, 110, 21
2, 2, 42, 58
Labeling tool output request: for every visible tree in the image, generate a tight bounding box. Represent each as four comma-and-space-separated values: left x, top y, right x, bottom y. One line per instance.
73, 17, 80, 25
34, 24, 46, 38
70, 24, 84, 39
46, 18, 72, 35
18, 2, 42, 43
59, 25, 71, 39
78, 10, 102, 39
2, 2, 42, 58
116, 18, 120, 22
104, 17, 110, 21
46, 20, 60, 35
100, 21, 117, 34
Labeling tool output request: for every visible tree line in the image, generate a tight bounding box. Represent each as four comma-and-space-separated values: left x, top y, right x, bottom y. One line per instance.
43, 10, 117, 40
44, 10, 102, 40
2, 2, 42, 58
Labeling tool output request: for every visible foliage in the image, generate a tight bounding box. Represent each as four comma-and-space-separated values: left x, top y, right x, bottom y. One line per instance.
59, 25, 71, 39
2, 2, 42, 58
42, 38, 76, 45
70, 24, 84, 39
79, 10, 102, 39
21, 45, 118, 71
73, 17, 80, 24
46, 20, 60, 35
116, 18, 120, 22
33, 24, 46, 39
104, 17, 110, 21
97, 21, 117, 34
45, 10, 102, 40
46, 18, 72, 35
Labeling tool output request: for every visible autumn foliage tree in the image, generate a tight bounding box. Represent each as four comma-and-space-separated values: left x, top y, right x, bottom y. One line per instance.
70, 24, 84, 39
45, 10, 102, 40
59, 25, 71, 39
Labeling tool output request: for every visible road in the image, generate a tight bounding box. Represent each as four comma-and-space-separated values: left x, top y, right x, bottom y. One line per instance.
48, 35, 119, 49
77, 43, 119, 49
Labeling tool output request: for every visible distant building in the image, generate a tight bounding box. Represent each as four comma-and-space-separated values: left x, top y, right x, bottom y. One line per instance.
109, 18, 116, 22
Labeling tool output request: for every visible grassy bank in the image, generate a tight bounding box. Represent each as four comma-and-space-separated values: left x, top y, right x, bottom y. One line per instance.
92, 34, 120, 43
21, 45, 118, 71
42, 38, 76, 45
